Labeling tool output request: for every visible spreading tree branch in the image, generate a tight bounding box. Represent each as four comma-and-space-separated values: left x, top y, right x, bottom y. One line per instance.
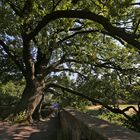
28, 10, 140, 50
45, 56, 137, 77
57, 28, 125, 46
63, 58, 126, 72
46, 55, 139, 77
58, 29, 100, 44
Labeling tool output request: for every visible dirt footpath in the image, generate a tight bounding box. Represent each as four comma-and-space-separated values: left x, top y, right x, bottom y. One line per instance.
0, 116, 59, 140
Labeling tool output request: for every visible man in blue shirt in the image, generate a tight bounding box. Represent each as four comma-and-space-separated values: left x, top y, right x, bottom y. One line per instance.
52, 103, 59, 115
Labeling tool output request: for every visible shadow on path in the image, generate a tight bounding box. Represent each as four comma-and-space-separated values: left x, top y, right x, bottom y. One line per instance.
0, 116, 59, 140
29, 116, 59, 140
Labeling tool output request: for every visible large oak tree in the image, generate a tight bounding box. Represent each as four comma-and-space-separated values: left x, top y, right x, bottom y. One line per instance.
0, 0, 140, 122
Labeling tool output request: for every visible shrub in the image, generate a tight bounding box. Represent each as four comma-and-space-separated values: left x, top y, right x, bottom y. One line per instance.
123, 113, 140, 132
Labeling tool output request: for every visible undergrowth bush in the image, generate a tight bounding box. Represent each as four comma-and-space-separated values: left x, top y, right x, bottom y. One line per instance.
0, 81, 24, 106
98, 111, 126, 126
123, 113, 140, 132
6, 111, 27, 124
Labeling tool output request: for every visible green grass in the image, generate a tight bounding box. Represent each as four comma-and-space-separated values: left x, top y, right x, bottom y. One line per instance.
85, 104, 138, 127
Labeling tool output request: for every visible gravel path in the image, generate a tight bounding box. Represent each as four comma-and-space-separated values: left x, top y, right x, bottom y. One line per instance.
0, 116, 59, 140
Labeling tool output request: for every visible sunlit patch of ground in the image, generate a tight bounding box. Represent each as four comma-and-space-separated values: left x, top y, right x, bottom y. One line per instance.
118, 104, 138, 115
85, 104, 138, 115
85, 105, 102, 110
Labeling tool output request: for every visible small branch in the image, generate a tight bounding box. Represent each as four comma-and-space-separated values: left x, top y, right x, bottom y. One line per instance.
63, 58, 125, 71
138, 102, 140, 113
52, 0, 62, 12
131, 2, 140, 6
50, 57, 138, 75
58, 29, 99, 44
52, 0, 55, 10
71, 0, 80, 4
0, 40, 25, 76
53, 68, 88, 79
8, 2, 22, 16
45, 88, 61, 96
55, 26, 83, 34
45, 54, 66, 75
134, 19, 140, 34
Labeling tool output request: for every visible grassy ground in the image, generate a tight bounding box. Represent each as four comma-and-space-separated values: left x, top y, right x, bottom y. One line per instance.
85, 104, 138, 127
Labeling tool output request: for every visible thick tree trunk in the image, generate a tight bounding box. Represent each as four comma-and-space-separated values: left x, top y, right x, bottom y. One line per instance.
15, 79, 45, 122
32, 94, 45, 120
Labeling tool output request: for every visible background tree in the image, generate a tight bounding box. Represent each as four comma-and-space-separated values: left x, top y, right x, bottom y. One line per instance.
0, 0, 140, 122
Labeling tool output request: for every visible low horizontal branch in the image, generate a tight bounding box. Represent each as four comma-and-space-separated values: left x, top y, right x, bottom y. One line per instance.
47, 82, 135, 121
